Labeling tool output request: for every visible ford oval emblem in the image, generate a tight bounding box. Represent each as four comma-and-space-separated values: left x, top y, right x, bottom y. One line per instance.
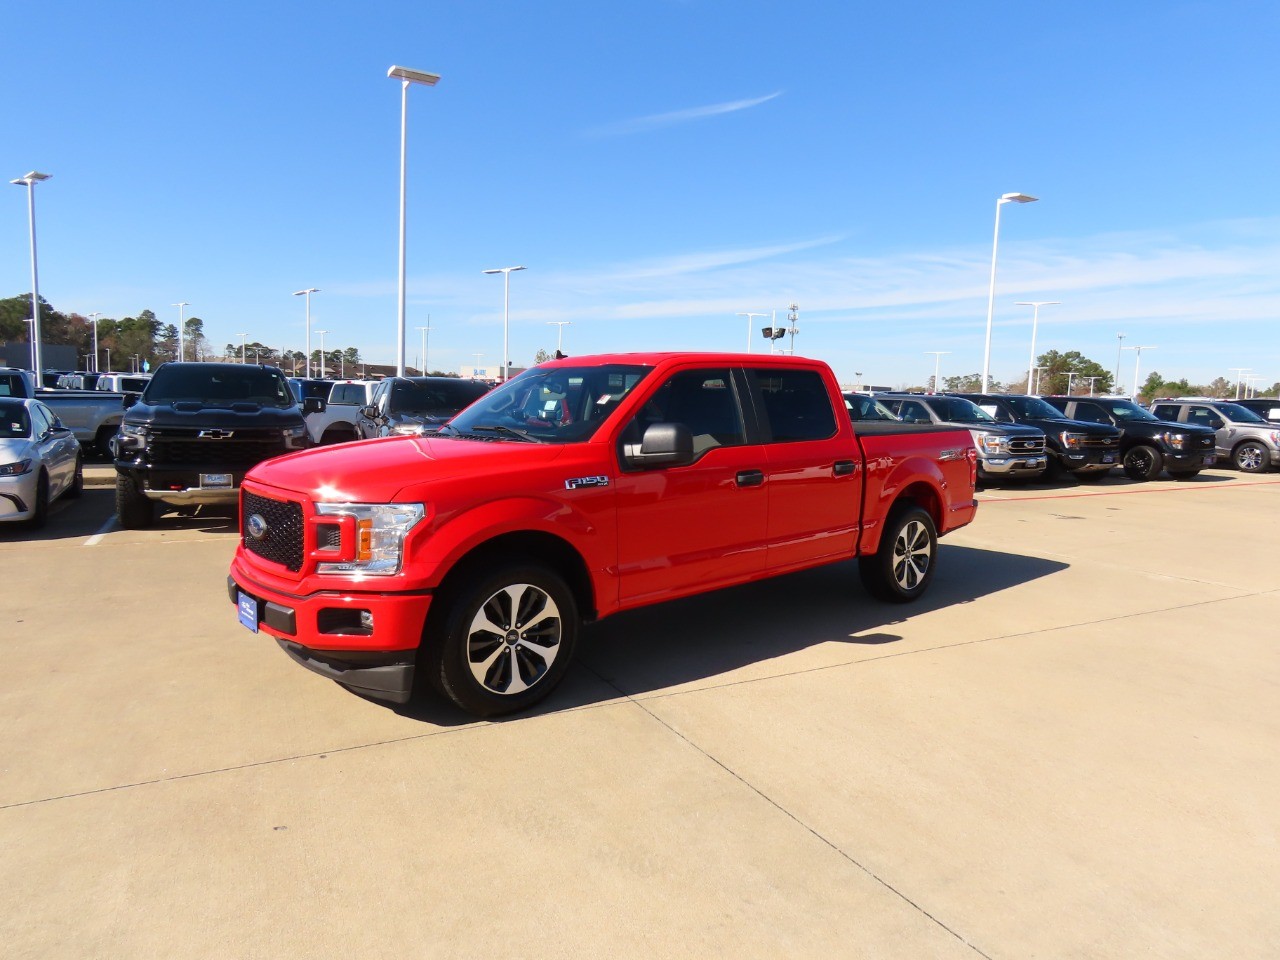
246, 513, 269, 540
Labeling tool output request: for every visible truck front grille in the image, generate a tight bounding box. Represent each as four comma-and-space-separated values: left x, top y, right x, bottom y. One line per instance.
149, 428, 288, 469
1009, 436, 1045, 454
242, 492, 304, 572
1078, 435, 1120, 448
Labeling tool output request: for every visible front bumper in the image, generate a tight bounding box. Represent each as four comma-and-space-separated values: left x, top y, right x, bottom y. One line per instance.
228, 566, 434, 704
1165, 450, 1215, 469
0, 474, 37, 521
1055, 449, 1118, 474
978, 454, 1047, 479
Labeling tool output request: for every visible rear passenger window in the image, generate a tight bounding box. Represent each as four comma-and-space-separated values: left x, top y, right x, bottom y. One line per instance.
1072, 403, 1110, 424
1151, 405, 1179, 421
753, 369, 837, 442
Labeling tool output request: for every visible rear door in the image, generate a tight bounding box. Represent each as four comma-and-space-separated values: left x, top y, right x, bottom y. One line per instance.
613, 366, 768, 604
749, 367, 861, 570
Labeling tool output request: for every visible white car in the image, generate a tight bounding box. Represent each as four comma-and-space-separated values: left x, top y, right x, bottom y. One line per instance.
0, 397, 83, 528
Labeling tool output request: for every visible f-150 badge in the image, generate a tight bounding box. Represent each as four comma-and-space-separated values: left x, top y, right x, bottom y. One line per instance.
565, 476, 610, 490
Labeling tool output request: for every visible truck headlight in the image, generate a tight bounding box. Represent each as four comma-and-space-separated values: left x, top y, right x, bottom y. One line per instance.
1060, 431, 1082, 450
974, 432, 1008, 455
1163, 432, 1187, 450
314, 502, 424, 576
0, 458, 32, 477
390, 423, 427, 436
283, 424, 309, 449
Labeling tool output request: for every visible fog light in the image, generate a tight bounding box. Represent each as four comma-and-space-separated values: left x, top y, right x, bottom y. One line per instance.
360, 610, 374, 630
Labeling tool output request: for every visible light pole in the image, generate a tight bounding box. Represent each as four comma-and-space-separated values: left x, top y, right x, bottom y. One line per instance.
10, 171, 51, 376
471, 352, 485, 380
293, 288, 320, 378
389, 65, 441, 378
416, 323, 432, 375
1066, 371, 1077, 396
1124, 345, 1156, 400
1015, 300, 1059, 394
736, 312, 768, 353
982, 192, 1038, 393
1229, 367, 1251, 399
1085, 376, 1100, 396
315, 330, 328, 378
1033, 365, 1049, 395
87, 312, 102, 372
925, 351, 950, 393
130, 354, 139, 373
483, 265, 526, 382
172, 302, 189, 362
546, 321, 571, 356
104, 347, 110, 372
237, 333, 248, 364
1115, 333, 1127, 393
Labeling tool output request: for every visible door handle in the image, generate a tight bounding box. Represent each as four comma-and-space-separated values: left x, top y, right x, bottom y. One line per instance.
833, 460, 858, 476
736, 469, 765, 488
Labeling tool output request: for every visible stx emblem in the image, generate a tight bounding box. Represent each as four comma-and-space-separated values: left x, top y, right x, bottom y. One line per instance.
198, 429, 235, 439
565, 476, 610, 490
937, 448, 966, 462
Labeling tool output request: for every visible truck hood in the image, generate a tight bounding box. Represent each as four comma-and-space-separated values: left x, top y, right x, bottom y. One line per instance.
1019, 417, 1119, 438
127, 401, 306, 429
245, 435, 568, 503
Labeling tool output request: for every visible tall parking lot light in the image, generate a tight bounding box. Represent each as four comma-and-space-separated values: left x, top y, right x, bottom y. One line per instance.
315, 330, 328, 378
416, 323, 432, 374
982, 193, 1038, 394
1125, 345, 1156, 400
1229, 367, 1251, 400
172, 302, 189, 361
1115, 333, 1127, 393
547, 321, 571, 356
736, 312, 767, 353
388, 65, 441, 378
237, 333, 248, 364
1016, 301, 1059, 395
925, 351, 950, 393
87, 313, 102, 372
293, 288, 320, 377
11, 171, 51, 376
483, 266, 526, 382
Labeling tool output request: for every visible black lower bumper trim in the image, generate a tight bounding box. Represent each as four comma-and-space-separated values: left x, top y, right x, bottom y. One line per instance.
276, 640, 415, 704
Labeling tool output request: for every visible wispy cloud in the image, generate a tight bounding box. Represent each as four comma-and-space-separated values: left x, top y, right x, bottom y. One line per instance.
584, 91, 782, 138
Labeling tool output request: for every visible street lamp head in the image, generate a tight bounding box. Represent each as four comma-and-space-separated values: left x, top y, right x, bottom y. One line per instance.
293, 288, 320, 296
388, 65, 441, 86
483, 266, 527, 275
1015, 301, 1061, 307
11, 171, 51, 186
1000, 193, 1037, 204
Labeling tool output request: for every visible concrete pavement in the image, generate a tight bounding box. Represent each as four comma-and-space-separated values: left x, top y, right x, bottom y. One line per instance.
2, 470, 1277, 958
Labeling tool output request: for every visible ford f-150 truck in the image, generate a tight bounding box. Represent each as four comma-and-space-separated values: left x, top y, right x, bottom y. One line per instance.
228, 353, 979, 716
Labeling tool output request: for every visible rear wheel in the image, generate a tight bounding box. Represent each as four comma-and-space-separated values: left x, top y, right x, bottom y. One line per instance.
95, 426, 118, 459
1122, 445, 1162, 481
25, 472, 50, 529
115, 473, 154, 529
1233, 441, 1268, 474
428, 563, 579, 717
859, 504, 937, 603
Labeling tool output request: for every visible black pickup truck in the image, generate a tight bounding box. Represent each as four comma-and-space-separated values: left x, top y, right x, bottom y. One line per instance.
949, 392, 1121, 481
1042, 396, 1217, 480
113, 362, 320, 527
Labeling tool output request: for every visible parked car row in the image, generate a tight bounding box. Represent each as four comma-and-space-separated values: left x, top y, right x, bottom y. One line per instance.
0, 396, 83, 527
848, 390, 1251, 484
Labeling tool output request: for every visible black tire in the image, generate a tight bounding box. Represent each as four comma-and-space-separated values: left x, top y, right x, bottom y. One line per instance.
25, 472, 50, 529
1167, 469, 1200, 481
1122, 445, 1162, 481
115, 473, 154, 529
428, 563, 579, 717
65, 454, 84, 499
1233, 441, 1269, 474
321, 426, 357, 445
859, 504, 937, 604
95, 426, 118, 459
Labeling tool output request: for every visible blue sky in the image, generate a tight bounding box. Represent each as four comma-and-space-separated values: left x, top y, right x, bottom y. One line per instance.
3, 0, 1278, 390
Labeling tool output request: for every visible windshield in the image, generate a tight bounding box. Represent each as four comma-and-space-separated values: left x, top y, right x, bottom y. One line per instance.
844, 394, 898, 421
930, 397, 995, 423
1002, 395, 1066, 419
1100, 399, 1160, 421
1216, 402, 1266, 423
0, 402, 31, 438
446, 364, 652, 443
144, 366, 295, 407
388, 378, 490, 415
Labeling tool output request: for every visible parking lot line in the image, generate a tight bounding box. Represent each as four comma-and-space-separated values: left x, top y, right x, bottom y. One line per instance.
84, 516, 116, 546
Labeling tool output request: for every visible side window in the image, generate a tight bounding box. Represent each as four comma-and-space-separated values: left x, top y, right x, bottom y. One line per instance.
329, 384, 358, 406
625, 368, 744, 456
1188, 405, 1217, 427
898, 401, 930, 424
753, 369, 837, 442
1072, 402, 1110, 425
372, 382, 389, 412
1151, 404, 1179, 422
978, 402, 1010, 423
31, 404, 52, 437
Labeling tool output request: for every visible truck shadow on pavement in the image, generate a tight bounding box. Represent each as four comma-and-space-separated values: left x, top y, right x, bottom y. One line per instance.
395, 544, 1067, 725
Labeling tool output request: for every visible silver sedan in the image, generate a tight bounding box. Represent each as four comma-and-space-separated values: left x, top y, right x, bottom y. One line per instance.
0, 397, 83, 528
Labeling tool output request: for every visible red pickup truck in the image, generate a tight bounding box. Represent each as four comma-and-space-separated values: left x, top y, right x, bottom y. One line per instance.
228, 353, 978, 715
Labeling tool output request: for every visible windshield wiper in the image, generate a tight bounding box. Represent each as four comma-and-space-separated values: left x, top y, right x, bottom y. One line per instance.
465, 424, 544, 443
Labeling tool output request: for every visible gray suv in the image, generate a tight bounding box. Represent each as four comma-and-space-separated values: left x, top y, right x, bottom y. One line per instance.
1150, 399, 1280, 473
879, 394, 1047, 481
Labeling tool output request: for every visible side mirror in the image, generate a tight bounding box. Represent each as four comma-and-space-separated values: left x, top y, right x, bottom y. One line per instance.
359, 404, 378, 419
1209, 418, 1223, 429
303, 397, 326, 415
624, 422, 695, 468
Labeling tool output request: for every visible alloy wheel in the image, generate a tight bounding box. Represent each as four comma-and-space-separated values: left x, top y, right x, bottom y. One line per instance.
466, 583, 562, 695
892, 520, 932, 591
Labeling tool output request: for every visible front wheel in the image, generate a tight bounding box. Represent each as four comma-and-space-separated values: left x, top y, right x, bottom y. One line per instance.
428, 564, 579, 717
115, 473, 154, 529
65, 454, 84, 499
1233, 442, 1269, 474
1122, 445, 1162, 481
859, 505, 937, 603
25, 472, 50, 529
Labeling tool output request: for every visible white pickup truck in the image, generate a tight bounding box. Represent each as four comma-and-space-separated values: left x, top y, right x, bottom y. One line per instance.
1, 366, 125, 456
287, 378, 378, 445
